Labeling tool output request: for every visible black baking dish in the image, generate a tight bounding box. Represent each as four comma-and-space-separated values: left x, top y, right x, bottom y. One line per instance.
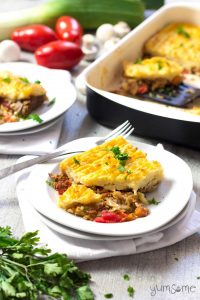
85, 3, 200, 149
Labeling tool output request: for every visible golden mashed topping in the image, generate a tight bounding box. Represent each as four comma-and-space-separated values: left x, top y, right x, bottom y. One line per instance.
58, 184, 102, 210
144, 23, 200, 72
0, 71, 46, 102
123, 57, 183, 81
60, 136, 163, 192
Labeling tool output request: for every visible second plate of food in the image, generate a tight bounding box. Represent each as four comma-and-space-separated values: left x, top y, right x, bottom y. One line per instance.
0, 62, 76, 132
26, 136, 193, 236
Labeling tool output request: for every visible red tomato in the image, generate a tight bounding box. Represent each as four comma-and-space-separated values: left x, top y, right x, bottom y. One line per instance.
11, 25, 57, 52
35, 41, 84, 70
94, 211, 128, 223
137, 84, 148, 94
56, 16, 83, 45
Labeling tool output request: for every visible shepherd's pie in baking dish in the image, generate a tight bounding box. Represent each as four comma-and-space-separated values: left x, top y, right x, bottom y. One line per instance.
118, 57, 183, 96
144, 23, 200, 73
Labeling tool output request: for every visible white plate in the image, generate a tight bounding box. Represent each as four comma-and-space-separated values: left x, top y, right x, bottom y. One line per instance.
26, 137, 193, 236
37, 194, 194, 240
0, 114, 63, 136
0, 62, 76, 132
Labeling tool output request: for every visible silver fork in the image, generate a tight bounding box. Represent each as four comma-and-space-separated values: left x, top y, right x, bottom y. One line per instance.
0, 120, 134, 180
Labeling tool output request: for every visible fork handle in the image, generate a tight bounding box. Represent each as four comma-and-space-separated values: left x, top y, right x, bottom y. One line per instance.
0, 150, 81, 180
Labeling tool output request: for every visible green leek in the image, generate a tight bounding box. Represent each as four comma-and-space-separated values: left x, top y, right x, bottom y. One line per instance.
0, 0, 144, 40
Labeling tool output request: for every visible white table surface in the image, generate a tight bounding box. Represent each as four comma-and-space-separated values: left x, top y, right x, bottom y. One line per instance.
1, 2, 200, 300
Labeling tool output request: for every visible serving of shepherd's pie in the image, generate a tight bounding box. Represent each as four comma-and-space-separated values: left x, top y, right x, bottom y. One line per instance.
48, 137, 163, 223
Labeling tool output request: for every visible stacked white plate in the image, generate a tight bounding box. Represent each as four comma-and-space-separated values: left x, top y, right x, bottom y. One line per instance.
25, 137, 194, 241
0, 62, 76, 136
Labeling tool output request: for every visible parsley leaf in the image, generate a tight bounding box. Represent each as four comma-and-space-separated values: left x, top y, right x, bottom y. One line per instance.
135, 58, 142, 64
2, 77, 11, 83
117, 165, 125, 172
110, 146, 121, 156
34, 80, 41, 84
157, 61, 163, 70
123, 274, 130, 281
0, 226, 94, 299
48, 97, 56, 106
174, 257, 179, 261
148, 198, 160, 205
73, 157, 80, 165
176, 26, 191, 38
46, 179, 54, 187
127, 286, 135, 298
104, 293, 113, 298
20, 77, 30, 84
110, 146, 129, 169
26, 114, 43, 124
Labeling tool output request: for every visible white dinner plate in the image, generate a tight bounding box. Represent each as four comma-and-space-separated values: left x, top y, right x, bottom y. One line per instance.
37, 193, 194, 240
0, 62, 76, 132
0, 114, 63, 136
26, 137, 193, 236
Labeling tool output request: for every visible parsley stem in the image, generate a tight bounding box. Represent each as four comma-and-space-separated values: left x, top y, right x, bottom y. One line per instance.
1, 256, 32, 283
1, 256, 27, 271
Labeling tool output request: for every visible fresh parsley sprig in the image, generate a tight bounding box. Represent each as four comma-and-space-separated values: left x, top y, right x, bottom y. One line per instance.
21, 114, 43, 124
148, 198, 160, 205
176, 26, 191, 38
0, 226, 94, 300
110, 146, 129, 168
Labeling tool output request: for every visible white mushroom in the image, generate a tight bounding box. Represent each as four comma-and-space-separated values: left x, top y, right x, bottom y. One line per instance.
82, 34, 99, 61
96, 23, 115, 44
102, 37, 121, 52
114, 21, 131, 38
0, 40, 21, 62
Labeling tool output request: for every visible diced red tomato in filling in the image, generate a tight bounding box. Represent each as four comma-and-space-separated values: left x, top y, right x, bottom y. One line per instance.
94, 211, 128, 223
137, 84, 148, 94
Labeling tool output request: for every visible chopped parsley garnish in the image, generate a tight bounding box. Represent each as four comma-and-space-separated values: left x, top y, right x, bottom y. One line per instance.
110, 146, 121, 156
46, 179, 54, 187
148, 198, 160, 205
48, 97, 56, 106
127, 170, 133, 174
104, 293, 113, 298
73, 157, 80, 165
105, 162, 109, 165
135, 58, 142, 64
110, 146, 129, 168
123, 274, 130, 281
34, 80, 41, 84
127, 286, 135, 298
26, 114, 43, 124
157, 61, 163, 70
117, 165, 125, 172
174, 257, 179, 261
0, 226, 94, 300
20, 77, 30, 84
176, 26, 191, 38
2, 77, 11, 83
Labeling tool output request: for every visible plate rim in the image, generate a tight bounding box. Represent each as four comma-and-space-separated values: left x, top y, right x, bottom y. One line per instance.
37, 194, 194, 240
